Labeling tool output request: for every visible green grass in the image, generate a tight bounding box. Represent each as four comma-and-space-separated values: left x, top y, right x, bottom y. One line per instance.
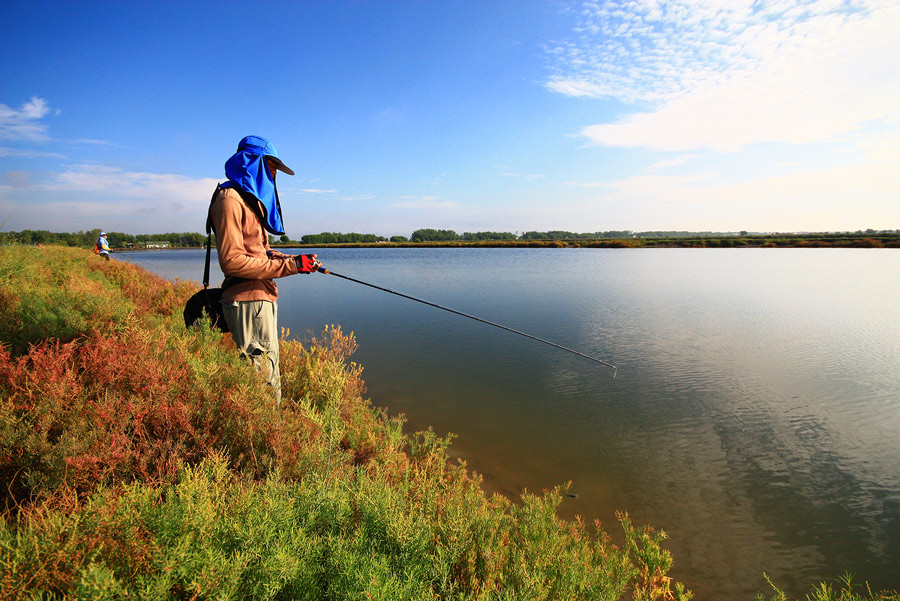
0, 245, 896, 600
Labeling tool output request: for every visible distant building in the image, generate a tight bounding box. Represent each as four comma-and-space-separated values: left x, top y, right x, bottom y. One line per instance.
144, 241, 170, 248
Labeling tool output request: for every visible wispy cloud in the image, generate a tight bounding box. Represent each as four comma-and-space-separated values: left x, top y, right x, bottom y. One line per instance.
549, 1, 900, 152
2, 171, 37, 188
0, 97, 53, 142
70, 138, 112, 146
593, 161, 900, 230
43, 165, 217, 200
498, 165, 547, 179
3, 164, 216, 208
647, 154, 699, 170
299, 188, 338, 194
569, 172, 712, 190
0, 147, 65, 159
0, 164, 221, 232
391, 196, 459, 210
0, 97, 112, 149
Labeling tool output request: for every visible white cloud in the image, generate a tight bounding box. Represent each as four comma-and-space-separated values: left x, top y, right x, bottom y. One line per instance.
20, 97, 51, 120
0, 164, 220, 232
648, 154, 700, 169
2, 172, 33, 189
857, 129, 900, 163
570, 172, 714, 191
70, 138, 112, 146
0, 97, 53, 142
594, 159, 900, 230
43, 165, 218, 201
391, 196, 459, 210
497, 165, 547, 179
545, 79, 607, 98
0, 147, 65, 159
551, 1, 900, 152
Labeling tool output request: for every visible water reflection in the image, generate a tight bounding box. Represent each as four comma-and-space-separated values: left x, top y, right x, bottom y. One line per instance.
119, 247, 900, 599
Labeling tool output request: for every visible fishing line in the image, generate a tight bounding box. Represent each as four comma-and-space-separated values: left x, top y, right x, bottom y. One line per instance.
316, 267, 617, 377
115, 252, 158, 268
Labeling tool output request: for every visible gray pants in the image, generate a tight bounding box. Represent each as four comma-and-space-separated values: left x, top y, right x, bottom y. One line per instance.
221, 299, 281, 405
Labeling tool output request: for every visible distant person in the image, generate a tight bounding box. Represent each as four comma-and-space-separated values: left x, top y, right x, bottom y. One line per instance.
97, 232, 111, 261
209, 135, 321, 405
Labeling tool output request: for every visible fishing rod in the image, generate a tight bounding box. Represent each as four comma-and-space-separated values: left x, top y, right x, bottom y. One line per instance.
316, 266, 617, 377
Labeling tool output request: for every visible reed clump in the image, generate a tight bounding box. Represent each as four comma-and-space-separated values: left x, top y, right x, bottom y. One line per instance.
0, 245, 895, 601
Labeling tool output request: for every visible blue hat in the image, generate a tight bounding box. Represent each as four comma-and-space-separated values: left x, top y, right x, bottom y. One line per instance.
221, 135, 294, 236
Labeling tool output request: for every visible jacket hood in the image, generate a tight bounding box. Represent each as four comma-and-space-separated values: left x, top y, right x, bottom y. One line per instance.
221, 135, 293, 236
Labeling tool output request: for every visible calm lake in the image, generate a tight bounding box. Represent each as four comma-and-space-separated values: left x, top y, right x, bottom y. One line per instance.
119, 247, 900, 600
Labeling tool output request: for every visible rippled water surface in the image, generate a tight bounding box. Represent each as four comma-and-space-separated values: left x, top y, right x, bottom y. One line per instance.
121, 247, 900, 599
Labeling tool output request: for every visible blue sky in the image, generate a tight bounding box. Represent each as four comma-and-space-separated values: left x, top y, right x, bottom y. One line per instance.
1, 0, 898, 237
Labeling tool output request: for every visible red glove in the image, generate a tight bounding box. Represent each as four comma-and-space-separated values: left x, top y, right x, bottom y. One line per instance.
295, 254, 320, 274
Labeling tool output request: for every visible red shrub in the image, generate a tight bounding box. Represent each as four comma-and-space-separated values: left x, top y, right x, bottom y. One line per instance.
0, 328, 301, 505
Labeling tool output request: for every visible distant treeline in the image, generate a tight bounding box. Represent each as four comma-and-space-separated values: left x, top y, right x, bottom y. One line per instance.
299, 228, 900, 244
408, 229, 515, 242
1, 229, 207, 248
300, 230, 519, 243
4, 228, 899, 249
297, 229, 704, 243
299, 232, 393, 244
292, 229, 900, 249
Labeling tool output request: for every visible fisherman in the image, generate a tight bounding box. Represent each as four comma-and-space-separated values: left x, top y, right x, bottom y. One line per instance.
97, 232, 111, 261
209, 135, 321, 405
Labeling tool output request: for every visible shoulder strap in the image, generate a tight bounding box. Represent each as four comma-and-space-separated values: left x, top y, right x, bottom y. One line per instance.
203, 185, 221, 289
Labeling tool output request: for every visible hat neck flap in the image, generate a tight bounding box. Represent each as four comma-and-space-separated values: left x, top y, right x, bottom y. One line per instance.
221, 136, 286, 236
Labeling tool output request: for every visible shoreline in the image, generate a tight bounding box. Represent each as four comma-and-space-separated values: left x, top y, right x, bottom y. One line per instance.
116, 233, 900, 251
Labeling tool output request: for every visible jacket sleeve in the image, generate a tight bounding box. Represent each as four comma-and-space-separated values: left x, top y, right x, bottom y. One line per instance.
210, 191, 298, 280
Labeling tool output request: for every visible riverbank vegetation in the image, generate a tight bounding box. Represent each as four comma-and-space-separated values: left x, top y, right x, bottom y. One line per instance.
0, 245, 896, 600
288, 230, 900, 249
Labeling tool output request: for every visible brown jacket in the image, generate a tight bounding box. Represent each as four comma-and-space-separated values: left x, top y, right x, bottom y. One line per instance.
209, 186, 298, 303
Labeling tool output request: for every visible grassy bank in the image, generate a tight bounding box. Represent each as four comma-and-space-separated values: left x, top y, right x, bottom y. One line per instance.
0, 245, 896, 600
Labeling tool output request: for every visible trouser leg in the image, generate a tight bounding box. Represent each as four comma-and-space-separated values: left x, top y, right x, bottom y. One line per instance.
221, 299, 281, 406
